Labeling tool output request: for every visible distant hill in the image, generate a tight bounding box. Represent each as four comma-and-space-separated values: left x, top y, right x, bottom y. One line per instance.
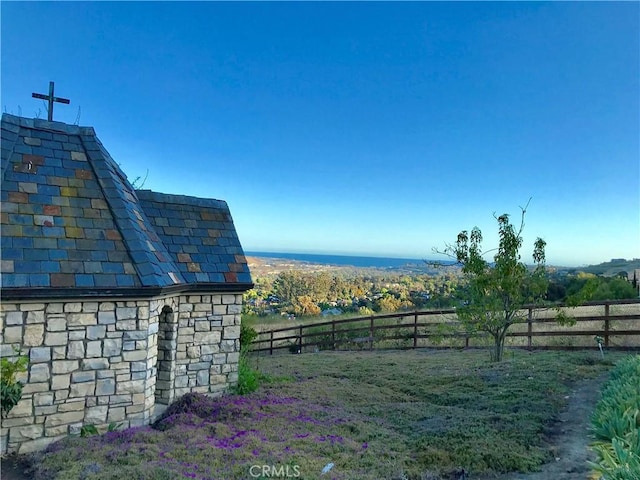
577, 258, 640, 277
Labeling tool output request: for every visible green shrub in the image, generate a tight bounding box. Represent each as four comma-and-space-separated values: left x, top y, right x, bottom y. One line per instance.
239, 323, 258, 350
589, 355, 640, 479
233, 323, 261, 395
232, 355, 260, 395
1, 348, 29, 418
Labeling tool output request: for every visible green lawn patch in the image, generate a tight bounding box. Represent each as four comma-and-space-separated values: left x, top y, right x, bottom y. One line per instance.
25, 350, 628, 480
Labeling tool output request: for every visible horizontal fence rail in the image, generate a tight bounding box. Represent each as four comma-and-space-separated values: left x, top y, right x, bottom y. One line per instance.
250, 299, 640, 355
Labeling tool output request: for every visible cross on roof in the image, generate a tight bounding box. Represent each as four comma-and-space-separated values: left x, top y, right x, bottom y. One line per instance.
32, 81, 70, 122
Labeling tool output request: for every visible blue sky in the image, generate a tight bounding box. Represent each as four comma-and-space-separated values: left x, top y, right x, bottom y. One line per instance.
2, 2, 638, 266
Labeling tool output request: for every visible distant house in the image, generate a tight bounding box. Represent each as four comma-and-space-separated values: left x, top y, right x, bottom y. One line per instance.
0, 114, 253, 453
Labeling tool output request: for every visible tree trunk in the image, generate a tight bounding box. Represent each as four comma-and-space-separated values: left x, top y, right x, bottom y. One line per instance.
491, 332, 506, 362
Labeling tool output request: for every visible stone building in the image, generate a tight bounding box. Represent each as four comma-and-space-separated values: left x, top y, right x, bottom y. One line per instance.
0, 113, 253, 453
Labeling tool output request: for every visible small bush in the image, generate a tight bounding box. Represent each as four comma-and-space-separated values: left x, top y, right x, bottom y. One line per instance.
239, 323, 258, 350
589, 355, 640, 479
1, 349, 29, 418
233, 355, 260, 395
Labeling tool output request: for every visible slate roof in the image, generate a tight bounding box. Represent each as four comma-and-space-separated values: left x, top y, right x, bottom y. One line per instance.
0, 114, 252, 299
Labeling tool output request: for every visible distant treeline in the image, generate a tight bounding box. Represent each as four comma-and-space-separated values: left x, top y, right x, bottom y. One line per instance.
243, 268, 638, 318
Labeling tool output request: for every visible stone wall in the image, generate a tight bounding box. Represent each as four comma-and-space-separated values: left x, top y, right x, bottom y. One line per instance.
0, 292, 242, 454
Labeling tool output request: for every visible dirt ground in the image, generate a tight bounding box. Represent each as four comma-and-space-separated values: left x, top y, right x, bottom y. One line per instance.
481, 374, 605, 480
0, 376, 604, 480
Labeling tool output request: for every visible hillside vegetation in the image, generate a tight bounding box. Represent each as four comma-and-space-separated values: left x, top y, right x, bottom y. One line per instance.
244, 257, 639, 322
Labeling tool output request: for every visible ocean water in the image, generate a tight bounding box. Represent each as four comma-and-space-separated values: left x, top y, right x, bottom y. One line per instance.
244, 251, 444, 269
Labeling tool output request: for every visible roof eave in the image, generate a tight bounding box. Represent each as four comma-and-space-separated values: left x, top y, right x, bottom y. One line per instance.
0, 282, 255, 301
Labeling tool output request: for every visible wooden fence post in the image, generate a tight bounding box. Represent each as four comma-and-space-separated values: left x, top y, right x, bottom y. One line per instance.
527, 307, 533, 350
413, 312, 418, 349
299, 326, 303, 352
369, 316, 374, 351
269, 330, 274, 355
332, 320, 336, 350
604, 303, 610, 347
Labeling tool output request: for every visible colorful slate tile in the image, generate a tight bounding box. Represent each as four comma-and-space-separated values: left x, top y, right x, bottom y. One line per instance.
1, 113, 252, 295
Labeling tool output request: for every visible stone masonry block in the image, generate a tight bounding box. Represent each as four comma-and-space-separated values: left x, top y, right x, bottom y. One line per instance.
196, 370, 209, 386
201, 345, 219, 355
69, 331, 86, 341
137, 306, 149, 320
103, 339, 122, 357
116, 320, 136, 331
187, 346, 200, 359
44, 411, 84, 428
29, 347, 51, 363
195, 321, 210, 332
98, 312, 116, 324
85, 406, 108, 424
7, 398, 32, 418
44, 425, 69, 437
220, 340, 236, 353
228, 304, 242, 314
9, 425, 43, 443
5, 311, 24, 325
52, 347, 66, 360
24, 324, 44, 346
29, 364, 50, 383
86, 341, 102, 358
122, 350, 146, 362
226, 352, 240, 364
82, 303, 99, 313
46, 316, 66, 331
107, 407, 126, 422
34, 393, 54, 407
64, 303, 82, 313
71, 371, 95, 383
116, 307, 137, 320
67, 313, 97, 327
22, 382, 49, 394
87, 325, 106, 340
57, 400, 85, 413
67, 341, 85, 359
124, 331, 147, 341
52, 360, 78, 374
51, 375, 70, 391
95, 378, 115, 396
99, 302, 115, 311
20, 304, 45, 312
46, 304, 63, 314
70, 382, 95, 398
117, 380, 145, 394
222, 295, 236, 305
81, 358, 109, 370
223, 326, 240, 340
45, 332, 68, 346
26, 311, 45, 324
194, 331, 220, 346
148, 322, 159, 335
4, 326, 22, 344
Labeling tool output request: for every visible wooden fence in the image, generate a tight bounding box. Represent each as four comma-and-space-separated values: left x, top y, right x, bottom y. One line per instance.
251, 299, 640, 354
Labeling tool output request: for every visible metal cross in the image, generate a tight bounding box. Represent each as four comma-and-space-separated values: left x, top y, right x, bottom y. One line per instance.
32, 81, 70, 122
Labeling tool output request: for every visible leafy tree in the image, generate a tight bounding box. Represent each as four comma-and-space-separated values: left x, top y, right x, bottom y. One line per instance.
442, 205, 548, 362
292, 295, 321, 316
